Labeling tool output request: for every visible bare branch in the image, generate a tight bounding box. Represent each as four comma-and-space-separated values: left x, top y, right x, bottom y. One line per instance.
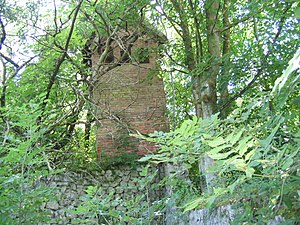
91, 1, 142, 77
53, 0, 59, 34
188, 0, 203, 61
170, 0, 196, 71
0, 17, 6, 50
0, 52, 19, 68
164, 50, 187, 69
0, 54, 39, 108
155, 0, 184, 39
94, 7, 111, 35
218, 16, 251, 33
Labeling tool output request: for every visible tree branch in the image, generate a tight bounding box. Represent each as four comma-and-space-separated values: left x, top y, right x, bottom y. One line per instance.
0, 17, 6, 50
218, 15, 251, 33
188, 0, 204, 61
42, 0, 83, 112
0, 54, 39, 108
0, 52, 19, 68
220, 4, 292, 112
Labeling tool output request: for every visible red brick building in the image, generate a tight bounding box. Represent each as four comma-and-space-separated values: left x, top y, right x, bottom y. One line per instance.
92, 30, 168, 160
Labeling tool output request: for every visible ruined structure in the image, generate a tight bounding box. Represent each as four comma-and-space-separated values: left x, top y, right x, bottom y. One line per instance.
91, 29, 168, 160
40, 28, 236, 225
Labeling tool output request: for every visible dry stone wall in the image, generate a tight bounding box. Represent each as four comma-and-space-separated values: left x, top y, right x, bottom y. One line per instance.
41, 164, 165, 225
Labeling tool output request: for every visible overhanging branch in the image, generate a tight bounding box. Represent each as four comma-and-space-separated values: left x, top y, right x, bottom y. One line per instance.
41, 0, 83, 112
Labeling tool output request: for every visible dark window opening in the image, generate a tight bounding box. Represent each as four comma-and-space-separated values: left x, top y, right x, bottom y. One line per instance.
105, 48, 114, 63
134, 47, 150, 64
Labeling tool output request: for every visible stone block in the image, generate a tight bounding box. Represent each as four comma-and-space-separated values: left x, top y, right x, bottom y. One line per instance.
46, 201, 59, 210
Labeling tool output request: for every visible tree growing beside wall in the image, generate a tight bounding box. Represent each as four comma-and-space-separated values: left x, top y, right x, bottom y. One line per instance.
0, 0, 299, 224
148, 0, 299, 190
142, 0, 299, 223
141, 47, 300, 224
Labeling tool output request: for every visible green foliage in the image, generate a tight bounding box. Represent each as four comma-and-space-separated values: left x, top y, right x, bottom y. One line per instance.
69, 166, 164, 225
139, 48, 300, 223
51, 125, 99, 171
272, 48, 300, 111
99, 151, 139, 169
0, 102, 57, 224
1, 0, 157, 220
132, 47, 150, 63
149, 0, 299, 122
1, 0, 299, 223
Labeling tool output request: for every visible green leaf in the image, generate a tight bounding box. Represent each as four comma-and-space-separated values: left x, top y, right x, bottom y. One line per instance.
202, 133, 212, 139
228, 176, 246, 194
245, 167, 255, 178
230, 128, 245, 146
208, 144, 231, 155
238, 137, 253, 156
183, 197, 203, 212
170, 138, 184, 146
138, 155, 153, 162
245, 149, 256, 161
282, 158, 294, 170
225, 132, 234, 143
260, 120, 282, 149
139, 165, 149, 176
223, 155, 240, 166
205, 137, 226, 147
295, 3, 300, 18
272, 48, 300, 95
230, 158, 247, 171
248, 160, 260, 167
208, 149, 235, 160
206, 196, 216, 208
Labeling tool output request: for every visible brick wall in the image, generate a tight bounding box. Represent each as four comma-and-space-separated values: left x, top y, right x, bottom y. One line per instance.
92, 35, 168, 159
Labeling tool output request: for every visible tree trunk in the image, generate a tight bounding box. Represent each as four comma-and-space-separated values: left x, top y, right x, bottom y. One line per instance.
193, 3, 236, 224
202, 0, 220, 118
197, 0, 221, 192
219, 0, 230, 118
189, 205, 235, 225
160, 1, 236, 224
165, 163, 189, 225
0, 58, 6, 108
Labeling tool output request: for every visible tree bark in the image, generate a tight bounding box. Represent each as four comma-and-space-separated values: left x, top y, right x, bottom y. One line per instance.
202, 0, 220, 118
219, 0, 230, 118
158, 1, 235, 223
197, 0, 221, 192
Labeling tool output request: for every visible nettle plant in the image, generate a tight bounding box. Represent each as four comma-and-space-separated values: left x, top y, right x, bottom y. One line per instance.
139, 49, 300, 223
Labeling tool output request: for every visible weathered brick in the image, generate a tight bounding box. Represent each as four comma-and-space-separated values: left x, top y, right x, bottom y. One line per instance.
93, 34, 168, 160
